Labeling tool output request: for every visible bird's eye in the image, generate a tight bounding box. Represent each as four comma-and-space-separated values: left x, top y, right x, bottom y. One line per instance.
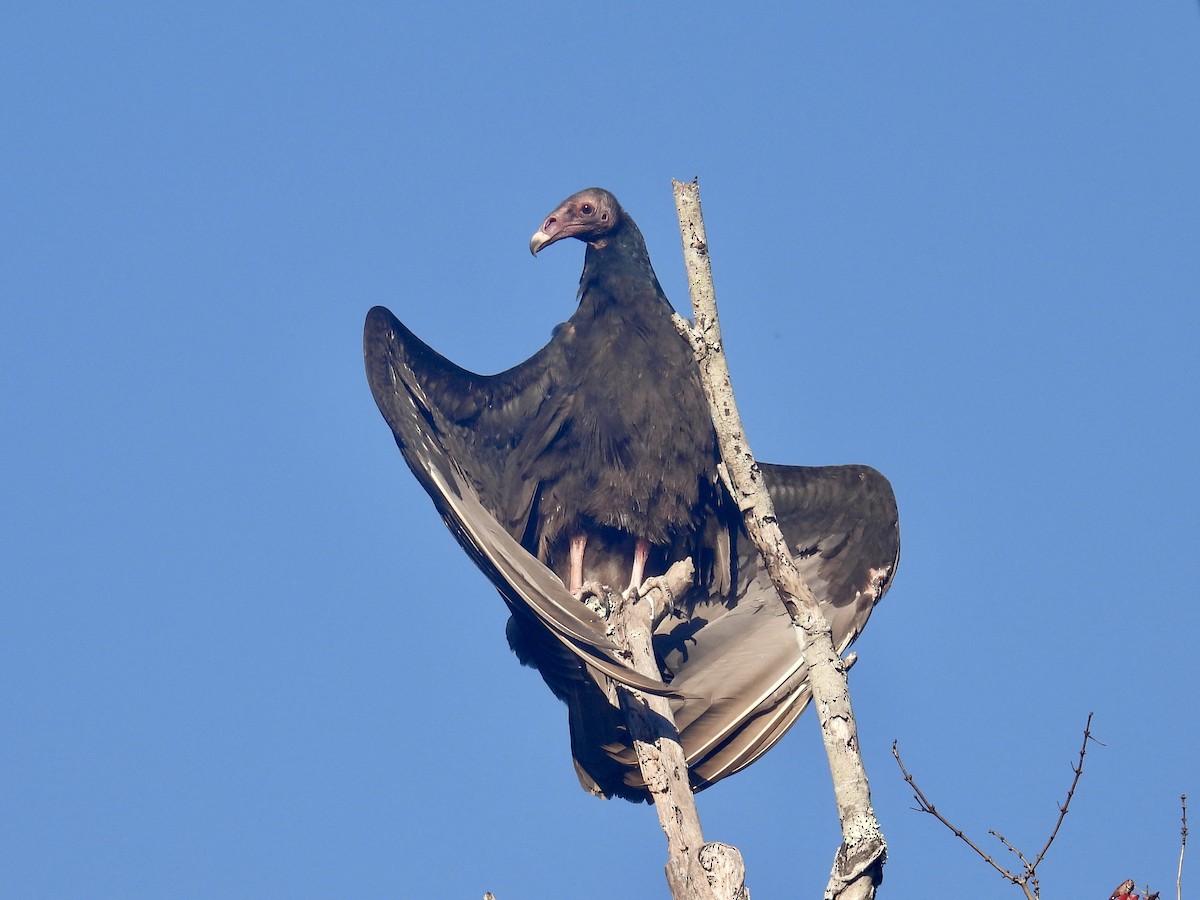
580, 203, 594, 215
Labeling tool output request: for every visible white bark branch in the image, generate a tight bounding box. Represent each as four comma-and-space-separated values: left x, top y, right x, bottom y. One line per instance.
671, 178, 886, 899
606, 560, 749, 900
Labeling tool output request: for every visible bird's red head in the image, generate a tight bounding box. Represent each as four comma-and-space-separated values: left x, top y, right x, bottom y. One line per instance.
529, 187, 622, 256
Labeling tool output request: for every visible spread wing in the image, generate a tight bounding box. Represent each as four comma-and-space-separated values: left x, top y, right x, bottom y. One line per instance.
364, 305, 572, 536
365, 304, 900, 797
684, 463, 899, 786
363, 305, 676, 697
583, 463, 900, 796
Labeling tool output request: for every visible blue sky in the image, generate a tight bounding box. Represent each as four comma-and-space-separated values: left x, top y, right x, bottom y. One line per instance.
3, 4, 1197, 898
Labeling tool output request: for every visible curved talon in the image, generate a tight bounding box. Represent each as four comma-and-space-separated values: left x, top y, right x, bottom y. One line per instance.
640, 588, 657, 624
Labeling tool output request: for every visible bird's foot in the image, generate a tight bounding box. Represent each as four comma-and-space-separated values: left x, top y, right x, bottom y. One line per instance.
633, 561, 700, 628
576, 580, 614, 619
626, 577, 664, 629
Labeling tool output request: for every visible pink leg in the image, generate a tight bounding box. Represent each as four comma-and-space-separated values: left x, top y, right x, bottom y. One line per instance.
569, 533, 587, 593
628, 538, 650, 593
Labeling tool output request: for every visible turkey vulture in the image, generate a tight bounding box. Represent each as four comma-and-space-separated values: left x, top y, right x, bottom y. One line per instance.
364, 187, 899, 800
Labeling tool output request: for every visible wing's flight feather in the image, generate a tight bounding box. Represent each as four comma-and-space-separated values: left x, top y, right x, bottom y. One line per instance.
364, 306, 676, 698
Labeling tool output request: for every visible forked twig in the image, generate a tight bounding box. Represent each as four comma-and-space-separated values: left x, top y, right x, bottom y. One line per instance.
892, 712, 1098, 900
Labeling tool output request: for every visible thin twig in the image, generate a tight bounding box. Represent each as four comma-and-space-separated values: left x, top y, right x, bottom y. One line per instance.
892, 741, 1026, 887
1179, 793, 1188, 900
1029, 711, 1096, 871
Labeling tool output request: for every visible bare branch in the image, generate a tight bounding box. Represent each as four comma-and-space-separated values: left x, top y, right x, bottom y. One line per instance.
602, 560, 749, 900
672, 178, 884, 899
989, 829, 1033, 872
1029, 711, 1096, 871
892, 741, 1025, 887
893, 712, 1098, 899
1179, 794, 1188, 900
